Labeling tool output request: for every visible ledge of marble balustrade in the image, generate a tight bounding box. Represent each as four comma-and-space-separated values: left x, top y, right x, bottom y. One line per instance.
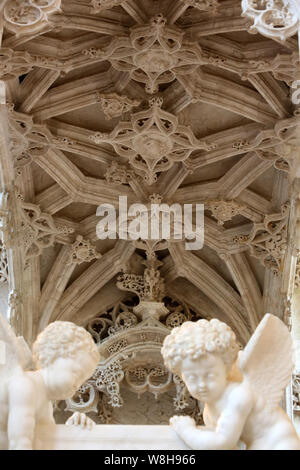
34, 424, 190, 450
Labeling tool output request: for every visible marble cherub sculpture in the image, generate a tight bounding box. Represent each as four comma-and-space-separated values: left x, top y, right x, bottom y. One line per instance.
162, 314, 300, 450
0, 316, 100, 450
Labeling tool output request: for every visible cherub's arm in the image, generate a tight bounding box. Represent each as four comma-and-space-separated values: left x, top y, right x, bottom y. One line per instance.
7, 375, 36, 450
171, 385, 252, 450
38, 401, 55, 425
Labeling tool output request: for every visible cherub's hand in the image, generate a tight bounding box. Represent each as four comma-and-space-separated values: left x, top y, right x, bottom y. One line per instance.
66, 412, 95, 430
170, 415, 196, 434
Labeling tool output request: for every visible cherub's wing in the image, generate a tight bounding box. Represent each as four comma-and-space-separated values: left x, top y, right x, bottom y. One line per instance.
16, 336, 34, 370
0, 313, 23, 382
238, 314, 294, 411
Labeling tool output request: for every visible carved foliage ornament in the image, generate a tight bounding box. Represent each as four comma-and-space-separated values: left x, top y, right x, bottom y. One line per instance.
105, 162, 134, 186
4, 0, 61, 35
91, 98, 213, 185
206, 200, 245, 226
242, 0, 300, 42
117, 270, 165, 304
68, 235, 101, 265
117, 252, 165, 303
97, 93, 141, 121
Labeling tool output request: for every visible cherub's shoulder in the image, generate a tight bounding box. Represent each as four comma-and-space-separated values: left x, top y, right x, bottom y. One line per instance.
226, 380, 253, 409
8, 371, 36, 398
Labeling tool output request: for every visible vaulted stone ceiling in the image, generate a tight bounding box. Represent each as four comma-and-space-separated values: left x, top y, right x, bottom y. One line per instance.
1, 0, 300, 347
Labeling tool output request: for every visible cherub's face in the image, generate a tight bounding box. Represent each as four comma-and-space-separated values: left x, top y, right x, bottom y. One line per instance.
42, 353, 96, 400
181, 353, 228, 404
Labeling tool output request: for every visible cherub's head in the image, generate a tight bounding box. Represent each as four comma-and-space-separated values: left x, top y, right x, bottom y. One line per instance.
162, 319, 239, 403
33, 321, 100, 400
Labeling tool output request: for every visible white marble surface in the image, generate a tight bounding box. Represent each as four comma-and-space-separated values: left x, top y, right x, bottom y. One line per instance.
34, 425, 189, 450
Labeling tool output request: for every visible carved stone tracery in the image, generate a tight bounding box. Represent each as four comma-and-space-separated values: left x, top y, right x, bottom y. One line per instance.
91, 98, 213, 184
242, 0, 300, 42
84, 14, 203, 94
207, 200, 246, 226
97, 93, 141, 121
105, 162, 134, 186
117, 254, 165, 304
1, 192, 74, 269
0, 241, 8, 284
234, 204, 289, 273
68, 235, 101, 265
4, 0, 61, 35
63, 292, 200, 421
293, 373, 300, 414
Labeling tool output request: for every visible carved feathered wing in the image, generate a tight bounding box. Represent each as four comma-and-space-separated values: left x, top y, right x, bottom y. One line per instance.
0, 314, 23, 383
238, 314, 294, 411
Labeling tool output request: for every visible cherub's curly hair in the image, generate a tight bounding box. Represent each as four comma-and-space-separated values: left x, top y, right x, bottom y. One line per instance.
32, 321, 100, 369
162, 319, 239, 375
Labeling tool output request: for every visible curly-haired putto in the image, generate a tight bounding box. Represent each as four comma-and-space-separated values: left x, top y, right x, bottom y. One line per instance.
32, 321, 100, 368
162, 318, 239, 375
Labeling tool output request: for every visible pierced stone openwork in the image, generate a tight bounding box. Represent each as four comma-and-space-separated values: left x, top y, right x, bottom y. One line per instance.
105, 162, 134, 186
207, 200, 245, 226
234, 204, 289, 274
0, 241, 8, 284
68, 236, 101, 265
97, 93, 141, 121
242, 0, 300, 42
4, 0, 61, 35
117, 253, 165, 303
83, 14, 203, 94
61, 295, 201, 422
293, 373, 300, 414
3, 193, 74, 269
19, 202, 73, 266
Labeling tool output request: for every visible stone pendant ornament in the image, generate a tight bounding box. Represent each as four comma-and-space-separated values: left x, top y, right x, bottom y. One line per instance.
242, 0, 300, 55
4, 0, 61, 36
